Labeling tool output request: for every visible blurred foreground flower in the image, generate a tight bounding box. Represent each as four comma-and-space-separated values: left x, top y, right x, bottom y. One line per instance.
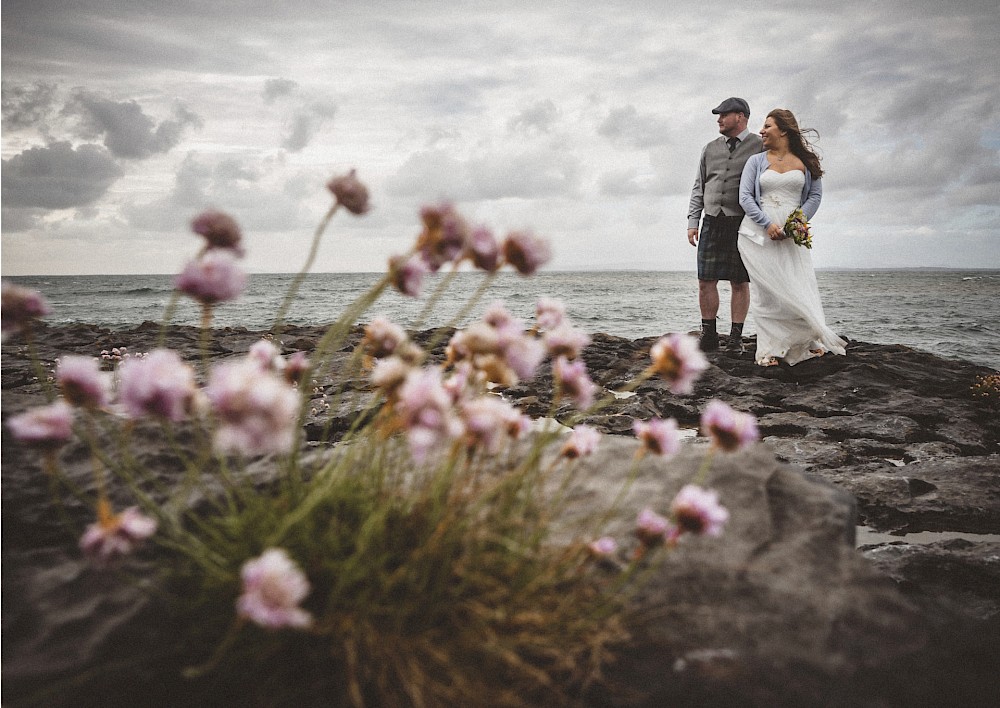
633, 418, 681, 459
396, 367, 465, 462
327, 169, 370, 215
175, 250, 247, 305
205, 359, 301, 456
553, 356, 597, 409
587, 536, 618, 558
669, 484, 729, 538
561, 425, 600, 459
388, 253, 428, 298
2, 281, 50, 336
700, 399, 759, 452
635, 508, 670, 548
6, 400, 74, 450
191, 210, 244, 254
118, 349, 197, 422
502, 231, 551, 276
649, 333, 709, 395
80, 499, 157, 562
237, 548, 313, 630
56, 355, 112, 409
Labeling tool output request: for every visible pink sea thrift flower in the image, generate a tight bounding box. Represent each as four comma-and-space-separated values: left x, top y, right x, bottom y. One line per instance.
416, 203, 468, 271
553, 356, 597, 409
190, 210, 243, 254
248, 340, 284, 371
460, 395, 524, 454
670, 484, 729, 538
587, 536, 618, 558
389, 253, 428, 297
118, 349, 197, 422
284, 351, 310, 385
501, 231, 551, 276
2, 281, 51, 336
635, 508, 670, 547
80, 500, 157, 562
482, 301, 521, 335
327, 168, 370, 215
544, 323, 591, 359
468, 225, 500, 271
175, 250, 247, 305
363, 317, 409, 359
633, 418, 681, 459
499, 331, 545, 382
561, 424, 600, 459
396, 367, 465, 462
700, 399, 759, 452
649, 333, 709, 395
56, 355, 111, 408
371, 356, 413, 399
6, 400, 74, 450
237, 548, 313, 630
206, 359, 301, 456
535, 297, 566, 331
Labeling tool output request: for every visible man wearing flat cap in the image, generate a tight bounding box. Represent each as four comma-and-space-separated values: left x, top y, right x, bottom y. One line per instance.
687, 97, 762, 352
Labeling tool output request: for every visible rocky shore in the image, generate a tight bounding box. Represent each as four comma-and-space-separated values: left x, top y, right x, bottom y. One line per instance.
3, 322, 999, 706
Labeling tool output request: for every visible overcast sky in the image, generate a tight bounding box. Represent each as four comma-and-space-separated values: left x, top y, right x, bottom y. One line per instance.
2, 0, 999, 275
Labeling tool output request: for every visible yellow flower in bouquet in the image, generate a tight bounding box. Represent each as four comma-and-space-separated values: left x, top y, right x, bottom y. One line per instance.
783, 208, 812, 249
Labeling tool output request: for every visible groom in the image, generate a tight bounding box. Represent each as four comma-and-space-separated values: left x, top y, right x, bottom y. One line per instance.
686, 97, 762, 353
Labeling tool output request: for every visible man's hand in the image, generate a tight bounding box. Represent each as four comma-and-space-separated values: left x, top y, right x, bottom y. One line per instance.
687, 228, 699, 246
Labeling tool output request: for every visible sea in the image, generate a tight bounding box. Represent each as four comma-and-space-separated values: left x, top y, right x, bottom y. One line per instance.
6, 270, 999, 371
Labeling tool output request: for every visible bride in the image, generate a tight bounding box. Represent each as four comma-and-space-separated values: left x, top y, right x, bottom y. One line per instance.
737, 108, 847, 367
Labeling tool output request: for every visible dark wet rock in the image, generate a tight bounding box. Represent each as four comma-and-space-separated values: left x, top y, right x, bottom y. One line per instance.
3, 323, 1000, 706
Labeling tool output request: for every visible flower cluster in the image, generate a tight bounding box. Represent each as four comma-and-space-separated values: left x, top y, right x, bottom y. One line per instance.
387, 203, 552, 298
176, 211, 247, 306
783, 208, 812, 248
634, 484, 730, 550
2, 170, 770, 705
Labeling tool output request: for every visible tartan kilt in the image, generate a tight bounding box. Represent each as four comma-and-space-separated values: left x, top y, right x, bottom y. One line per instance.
697, 214, 749, 283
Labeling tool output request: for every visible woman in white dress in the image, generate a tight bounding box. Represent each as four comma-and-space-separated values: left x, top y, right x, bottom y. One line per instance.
737, 108, 847, 367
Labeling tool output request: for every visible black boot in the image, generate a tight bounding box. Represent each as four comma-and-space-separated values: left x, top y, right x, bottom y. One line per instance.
699, 319, 719, 351
726, 322, 745, 355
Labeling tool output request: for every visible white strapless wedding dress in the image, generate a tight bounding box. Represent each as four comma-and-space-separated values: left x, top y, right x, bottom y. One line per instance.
738, 170, 846, 365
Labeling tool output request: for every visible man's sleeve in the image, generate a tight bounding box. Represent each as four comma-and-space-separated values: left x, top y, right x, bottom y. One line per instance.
687, 146, 707, 230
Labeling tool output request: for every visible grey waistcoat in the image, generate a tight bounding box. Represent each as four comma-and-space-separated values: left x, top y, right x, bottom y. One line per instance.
703, 134, 763, 217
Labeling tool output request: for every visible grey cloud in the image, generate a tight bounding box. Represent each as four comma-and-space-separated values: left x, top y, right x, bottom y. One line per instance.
65, 91, 202, 159
263, 78, 299, 104
598, 168, 655, 197
508, 100, 559, 135
1, 81, 58, 130
598, 105, 671, 149
123, 153, 313, 233
1, 141, 123, 209
386, 147, 581, 201
281, 101, 337, 152
0, 207, 46, 232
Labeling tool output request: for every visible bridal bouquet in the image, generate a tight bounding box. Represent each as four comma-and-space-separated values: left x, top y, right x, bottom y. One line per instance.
783, 208, 812, 248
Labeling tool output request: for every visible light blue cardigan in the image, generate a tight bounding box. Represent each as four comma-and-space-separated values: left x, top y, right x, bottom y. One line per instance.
738, 153, 822, 229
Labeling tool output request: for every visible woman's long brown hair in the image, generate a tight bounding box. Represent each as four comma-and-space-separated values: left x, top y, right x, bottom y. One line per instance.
768, 108, 824, 179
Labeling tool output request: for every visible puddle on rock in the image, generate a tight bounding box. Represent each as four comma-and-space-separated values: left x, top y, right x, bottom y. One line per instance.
856, 526, 1000, 548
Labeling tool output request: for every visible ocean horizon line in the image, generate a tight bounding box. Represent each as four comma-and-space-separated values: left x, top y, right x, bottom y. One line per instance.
6, 266, 1000, 278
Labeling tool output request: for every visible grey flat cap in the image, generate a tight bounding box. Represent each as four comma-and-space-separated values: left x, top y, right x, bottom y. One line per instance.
712, 97, 750, 116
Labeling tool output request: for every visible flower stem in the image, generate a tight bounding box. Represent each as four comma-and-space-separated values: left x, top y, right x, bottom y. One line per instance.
272, 203, 340, 335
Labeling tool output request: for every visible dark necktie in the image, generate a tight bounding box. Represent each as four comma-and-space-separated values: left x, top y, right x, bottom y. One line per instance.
727, 137, 738, 152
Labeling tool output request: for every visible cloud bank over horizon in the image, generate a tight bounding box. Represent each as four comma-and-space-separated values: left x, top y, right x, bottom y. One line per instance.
2, 0, 999, 275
